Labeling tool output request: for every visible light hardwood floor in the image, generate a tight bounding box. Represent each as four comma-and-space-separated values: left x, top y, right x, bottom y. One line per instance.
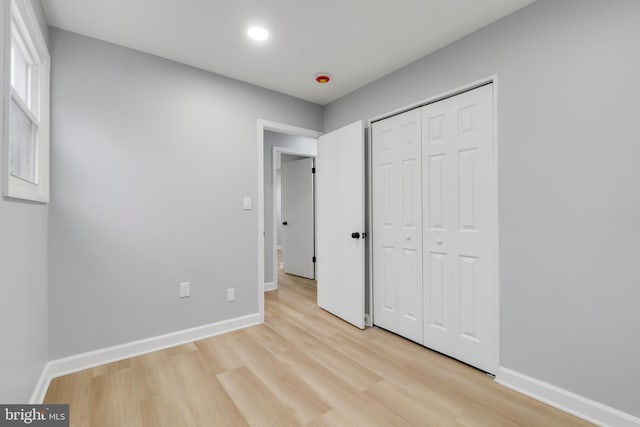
45, 269, 592, 426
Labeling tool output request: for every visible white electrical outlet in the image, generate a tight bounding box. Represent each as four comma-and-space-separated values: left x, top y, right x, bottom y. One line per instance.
226, 288, 235, 302
179, 282, 190, 298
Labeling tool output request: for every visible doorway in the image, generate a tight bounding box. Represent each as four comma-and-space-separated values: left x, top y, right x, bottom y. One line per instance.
265, 133, 317, 290
258, 119, 367, 328
257, 121, 321, 322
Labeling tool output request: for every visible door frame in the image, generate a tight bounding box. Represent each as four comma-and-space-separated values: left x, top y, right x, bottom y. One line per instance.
272, 146, 317, 291
257, 120, 322, 323
366, 75, 500, 372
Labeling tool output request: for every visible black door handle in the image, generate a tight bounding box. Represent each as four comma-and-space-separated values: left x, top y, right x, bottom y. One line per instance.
282, 221, 288, 226
351, 232, 361, 239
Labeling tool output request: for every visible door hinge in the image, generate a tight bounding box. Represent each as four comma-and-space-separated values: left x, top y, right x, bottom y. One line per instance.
312, 256, 317, 263
312, 167, 316, 174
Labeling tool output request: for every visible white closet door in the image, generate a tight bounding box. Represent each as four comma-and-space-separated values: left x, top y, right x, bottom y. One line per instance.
422, 84, 497, 373
372, 109, 423, 343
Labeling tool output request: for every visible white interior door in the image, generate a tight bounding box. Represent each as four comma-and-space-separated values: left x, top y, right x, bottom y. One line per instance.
317, 121, 365, 329
372, 109, 423, 343
281, 157, 315, 279
422, 84, 497, 373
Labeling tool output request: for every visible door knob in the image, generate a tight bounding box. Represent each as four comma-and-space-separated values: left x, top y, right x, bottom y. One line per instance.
351, 232, 361, 239
282, 221, 288, 226
436, 238, 443, 245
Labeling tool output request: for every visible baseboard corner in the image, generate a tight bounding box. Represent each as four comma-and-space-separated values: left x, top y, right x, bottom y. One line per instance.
30, 362, 53, 404
264, 282, 277, 291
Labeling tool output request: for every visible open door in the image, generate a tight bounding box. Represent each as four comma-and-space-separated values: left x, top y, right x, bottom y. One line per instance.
281, 157, 315, 279
316, 121, 365, 329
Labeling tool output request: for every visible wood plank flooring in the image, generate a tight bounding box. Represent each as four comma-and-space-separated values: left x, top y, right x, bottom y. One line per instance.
45, 269, 592, 426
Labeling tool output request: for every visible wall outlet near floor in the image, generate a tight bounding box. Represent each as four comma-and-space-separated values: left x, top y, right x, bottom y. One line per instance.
226, 288, 235, 302
179, 282, 190, 298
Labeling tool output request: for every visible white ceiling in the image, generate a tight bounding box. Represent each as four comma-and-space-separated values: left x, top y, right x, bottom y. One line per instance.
41, 0, 536, 105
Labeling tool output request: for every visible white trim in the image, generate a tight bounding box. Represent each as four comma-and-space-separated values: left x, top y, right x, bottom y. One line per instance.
274, 145, 317, 159
264, 281, 276, 292
260, 120, 323, 139
496, 367, 640, 427
368, 76, 496, 124
29, 363, 51, 404
365, 124, 374, 327
491, 78, 501, 373
257, 119, 322, 322
272, 145, 317, 290
10, 0, 47, 63
10, 86, 39, 124
30, 312, 261, 404
3, 0, 50, 203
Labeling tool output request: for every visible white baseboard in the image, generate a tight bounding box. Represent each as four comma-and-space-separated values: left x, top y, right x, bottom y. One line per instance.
264, 282, 277, 292
495, 367, 640, 427
29, 363, 52, 404
31, 312, 261, 404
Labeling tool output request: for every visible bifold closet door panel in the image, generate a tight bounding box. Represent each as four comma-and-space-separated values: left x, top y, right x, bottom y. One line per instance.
422, 84, 498, 374
372, 108, 423, 343
422, 96, 455, 356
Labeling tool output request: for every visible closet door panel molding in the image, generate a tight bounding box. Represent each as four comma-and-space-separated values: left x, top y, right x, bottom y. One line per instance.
422, 95, 455, 354
448, 85, 497, 374
372, 108, 423, 343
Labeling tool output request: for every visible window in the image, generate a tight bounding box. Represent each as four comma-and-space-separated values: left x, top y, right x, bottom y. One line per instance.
2, 0, 50, 202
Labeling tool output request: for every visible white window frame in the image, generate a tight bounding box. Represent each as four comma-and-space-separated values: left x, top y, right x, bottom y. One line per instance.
1, 0, 50, 203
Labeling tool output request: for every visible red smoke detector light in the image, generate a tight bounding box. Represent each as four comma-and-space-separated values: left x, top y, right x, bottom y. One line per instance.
315, 73, 331, 84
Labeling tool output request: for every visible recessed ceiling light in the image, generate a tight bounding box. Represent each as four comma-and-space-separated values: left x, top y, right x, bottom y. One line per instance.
248, 26, 269, 41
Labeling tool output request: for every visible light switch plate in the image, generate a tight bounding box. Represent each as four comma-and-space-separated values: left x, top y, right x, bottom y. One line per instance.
243, 197, 252, 210
179, 282, 190, 298
226, 288, 235, 302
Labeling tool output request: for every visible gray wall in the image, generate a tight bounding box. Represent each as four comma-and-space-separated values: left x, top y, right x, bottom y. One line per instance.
263, 131, 316, 283
48, 29, 322, 358
0, 0, 49, 402
31, 0, 48, 47
324, 0, 640, 417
